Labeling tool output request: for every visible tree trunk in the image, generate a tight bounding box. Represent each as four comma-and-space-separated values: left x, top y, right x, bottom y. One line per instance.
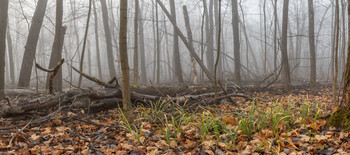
6, 22, 15, 84
138, 1, 147, 85
232, 0, 241, 85
326, 0, 350, 131
133, 0, 139, 85
170, 0, 184, 83
78, 0, 92, 87
183, 6, 198, 84
100, 0, 117, 78
119, 0, 133, 122
156, 0, 214, 83
273, 0, 278, 74
156, 0, 161, 84
92, 0, 103, 80
0, 0, 8, 99
46, 0, 64, 92
281, 0, 291, 90
308, 0, 316, 88
333, 0, 340, 102
17, 0, 48, 88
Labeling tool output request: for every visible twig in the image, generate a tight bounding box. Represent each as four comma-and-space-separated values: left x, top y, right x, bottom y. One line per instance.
36, 59, 65, 94
8, 121, 31, 147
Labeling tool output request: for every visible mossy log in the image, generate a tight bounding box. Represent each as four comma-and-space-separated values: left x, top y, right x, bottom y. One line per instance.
326, 108, 350, 131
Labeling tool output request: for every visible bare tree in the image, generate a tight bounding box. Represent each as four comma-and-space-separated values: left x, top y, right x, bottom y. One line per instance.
232, 0, 241, 85
92, 0, 103, 80
333, 0, 340, 102
78, 0, 92, 87
119, 0, 133, 122
100, 0, 117, 78
6, 22, 15, 84
17, 0, 48, 88
133, 0, 139, 85
308, 0, 316, 88
281, 0, 291, 90
0, 0, 8, 99
46, 0, 65, 92
170, 0, 184, 83
138, 1, 147, 85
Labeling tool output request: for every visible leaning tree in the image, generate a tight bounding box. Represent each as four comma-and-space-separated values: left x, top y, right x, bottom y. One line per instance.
326, 0, 350, 131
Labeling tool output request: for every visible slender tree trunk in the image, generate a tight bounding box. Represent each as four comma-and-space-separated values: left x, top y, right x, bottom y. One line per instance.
87, 40, 92, 75
156, 0, 161, 84
100, 0, 117, 78
119, 0, 133, 122
156, 0, 214, 83
133, 0, 139, 85
78, 0, 92, 87
214, 0, 221, 104
17, 0, 48, 88
273, 0, 278, 74
183, 6, 198, 84
308, 0, 316, 88
232, 0, 241, 85
138, 2, 147, 85
281, 0, 291, 90
46, 0, 65, 92
170, 0, 184, 83
6, 22, 15, 84
0, 0, 8, 99
92, 0, 103, 80
263, 0, 267, 75
333, 0, 340, 102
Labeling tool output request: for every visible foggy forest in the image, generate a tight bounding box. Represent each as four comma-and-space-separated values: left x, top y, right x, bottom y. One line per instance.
1, 0, 350, 154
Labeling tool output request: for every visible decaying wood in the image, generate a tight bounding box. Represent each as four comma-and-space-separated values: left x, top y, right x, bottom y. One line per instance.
36, 59, 65, 94
72, 66, 119, 88
0, 86, 248, 117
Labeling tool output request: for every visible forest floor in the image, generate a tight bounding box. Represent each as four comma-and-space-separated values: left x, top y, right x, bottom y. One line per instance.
0, 84, 349, 154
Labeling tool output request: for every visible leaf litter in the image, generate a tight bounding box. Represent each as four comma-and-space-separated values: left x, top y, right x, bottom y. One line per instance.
0, 86, 349, 154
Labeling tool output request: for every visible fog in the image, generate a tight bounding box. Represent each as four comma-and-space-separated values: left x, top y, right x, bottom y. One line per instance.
3, 0, 344, 89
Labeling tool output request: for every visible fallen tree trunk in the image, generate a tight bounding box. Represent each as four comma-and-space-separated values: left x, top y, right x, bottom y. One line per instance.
0, 87, 249, 117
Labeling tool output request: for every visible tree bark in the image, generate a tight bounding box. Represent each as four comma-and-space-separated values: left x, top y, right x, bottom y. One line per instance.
232, 0, 241, 85
156, 0, 214, 83
92, 0, 103, 80
281, 0, 291, 90
333, 0, 340, 102
100, 0, 117, 78
119, 0, 133, 122
138, 1, 147, 85
183, 6, 198, 84
308, 0, 316, 88
17, 0, 48, 88
78, 0, 92, 87
169, 0, 184, 83
133, 0, 139, 85
0, 0, 8, 99
46, 0, 64, 92
6, 22, 15, 84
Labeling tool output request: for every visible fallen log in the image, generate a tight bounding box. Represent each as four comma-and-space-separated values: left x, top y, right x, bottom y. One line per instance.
0, 89, 88, 117
0, 87, 249, 117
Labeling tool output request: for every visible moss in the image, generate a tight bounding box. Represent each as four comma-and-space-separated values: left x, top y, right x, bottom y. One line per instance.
326, 108, 350, 131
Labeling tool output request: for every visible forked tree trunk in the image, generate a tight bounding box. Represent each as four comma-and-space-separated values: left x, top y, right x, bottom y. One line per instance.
17, 0, 48, 88
0, 0, 8, 99
46, 0, 64, 92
